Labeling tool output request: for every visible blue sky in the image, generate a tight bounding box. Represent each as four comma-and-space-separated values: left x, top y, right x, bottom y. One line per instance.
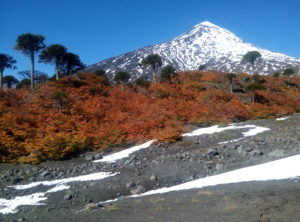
1, 0, 299, 78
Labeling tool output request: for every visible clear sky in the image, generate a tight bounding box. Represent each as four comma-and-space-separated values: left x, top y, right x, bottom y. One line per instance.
1, 0, 299, 78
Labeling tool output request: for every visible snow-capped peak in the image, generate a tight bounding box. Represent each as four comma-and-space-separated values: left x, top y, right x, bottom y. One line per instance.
87, 21, 300, 79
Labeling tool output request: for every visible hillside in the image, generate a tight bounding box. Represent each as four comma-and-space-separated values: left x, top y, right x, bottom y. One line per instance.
87, 21, 300, 79
0, 71, 300, 164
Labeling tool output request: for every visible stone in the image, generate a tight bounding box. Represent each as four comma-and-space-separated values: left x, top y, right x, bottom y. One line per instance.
250, 150, 263, 156
64, 193, 73, 200
94, 153, 103, 160
130, 155, 137, 161
41, 171, 50, 178
207, 148, 219, 156
126, 182, 136, 188
268, 149, 285, 158
150, 174, 157, 181
13, 177, 23, 184
85, 155, 94, 161
216, 164, 223, 170
130, 186, 146, 195
124, 160, 131, 165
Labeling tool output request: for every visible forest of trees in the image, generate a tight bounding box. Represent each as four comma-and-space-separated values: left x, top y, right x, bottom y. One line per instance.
1, 34, 300, 164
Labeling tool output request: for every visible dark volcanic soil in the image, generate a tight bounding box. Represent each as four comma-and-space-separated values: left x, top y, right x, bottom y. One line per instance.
1, 114, 300, 222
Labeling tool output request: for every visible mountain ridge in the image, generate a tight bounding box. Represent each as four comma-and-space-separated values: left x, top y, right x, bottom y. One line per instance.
86, 21, 300, 79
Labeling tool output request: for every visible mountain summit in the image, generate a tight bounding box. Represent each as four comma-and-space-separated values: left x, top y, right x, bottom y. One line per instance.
87, 21, 300, 79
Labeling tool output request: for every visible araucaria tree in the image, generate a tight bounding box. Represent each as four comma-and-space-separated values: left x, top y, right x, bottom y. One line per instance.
51, 91, 68, 113
39, 44, 67, 80
15, 33, 45, 89
3, 75, 19, 88
0, 54, 17, 87
160, 65, 176, 83
61, 52, 85, 76
241, 51, 262, 69
225, 72, 237, 93
114, 71, 131, 91
141, 54, 162, 83
245, 74, 265, 103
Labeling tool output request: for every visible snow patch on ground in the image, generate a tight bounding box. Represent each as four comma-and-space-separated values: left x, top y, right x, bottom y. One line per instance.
0, 173, 117, 214
276, 117, 290, 121
93, 140, 155, 163
103, 154, 300, 202
0, 184, 70, 214
184, 124, 270, 144
10, 172, 118, 190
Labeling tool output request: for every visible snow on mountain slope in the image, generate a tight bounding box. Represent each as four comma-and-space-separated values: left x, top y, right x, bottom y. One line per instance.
86, 21, 300, 79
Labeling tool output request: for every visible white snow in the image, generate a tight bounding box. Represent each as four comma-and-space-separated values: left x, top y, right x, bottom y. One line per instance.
93, 140, 155, 163
10, 172, 118, 190
0, 184, 69, 214
183, 124, 269, 139
0, 172, 117, 214
276, 117, 290, 121
103, 154, 300, 202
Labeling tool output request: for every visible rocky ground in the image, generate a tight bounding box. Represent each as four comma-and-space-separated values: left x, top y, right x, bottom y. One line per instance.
1, 114, 300, 222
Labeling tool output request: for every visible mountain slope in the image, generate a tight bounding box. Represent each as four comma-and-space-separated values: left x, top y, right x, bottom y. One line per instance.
86, 21, 300, 79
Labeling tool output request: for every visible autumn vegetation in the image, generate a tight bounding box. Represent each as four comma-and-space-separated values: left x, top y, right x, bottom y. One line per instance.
0, 70, 299, 164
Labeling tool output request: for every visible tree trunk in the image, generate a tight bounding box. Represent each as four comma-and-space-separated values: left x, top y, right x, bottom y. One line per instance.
252, 92, 255, 103
30, 53, 35, 90
0, 69, 3, 88
229, 83, 233, 93
55, 64, 60, 81
59, 98, 63, 113
152, 69, 156, 83
151, 63, 157, 83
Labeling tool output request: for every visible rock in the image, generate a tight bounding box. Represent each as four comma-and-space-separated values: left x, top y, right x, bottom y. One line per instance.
130, 155, 137, 161
207, 148, 219, 156
245, 147, 253, 152
150, 174, 157, 181
130, 185, 146, 195
77, 203, 102, 213
84, 203, 100, 210
250, 150, 263, 156
17, 218, 25, 222
152, 160, 159, 165
85, 155, 94, 161
216, 164, 223, 170
135, 161, 142, 165
124, 160, 131, 165
41, 171, 50, 178
268, 149, 285, 158
64, 193, 73, 200
126, 182, 136, 188
94, 153, 103, 160
13, 177, 23, 184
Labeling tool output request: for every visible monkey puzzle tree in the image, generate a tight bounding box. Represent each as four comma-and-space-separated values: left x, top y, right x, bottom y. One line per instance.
160, 65, 176, 83
3, 75, 19, 88
114, 71, 131, 92
0, 54, 17, 87
140, 54, 162, 83
39, 44, 67, 80
225, 73, 237, 93
15, 33, 45, 89
51, 91, 68, 113
241, 51, 262, 70
135, 77, 150, 88
245, 74, 265, 103
61, 52, 85, 76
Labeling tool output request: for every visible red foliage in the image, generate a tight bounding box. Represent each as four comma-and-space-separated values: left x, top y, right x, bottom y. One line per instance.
0, 71, 299, 163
